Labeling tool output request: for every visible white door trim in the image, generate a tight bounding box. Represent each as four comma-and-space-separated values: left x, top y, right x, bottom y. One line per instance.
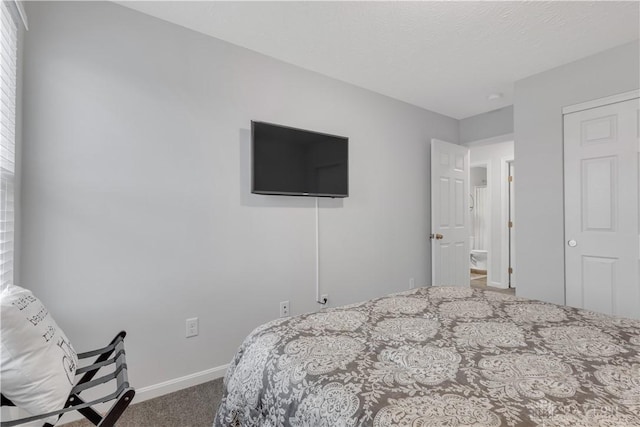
498, 156, 512, 289
462, 133, 515, 148
562, 89, 640, 115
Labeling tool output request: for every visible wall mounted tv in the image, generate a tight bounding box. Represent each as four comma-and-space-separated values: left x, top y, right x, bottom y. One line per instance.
251, 121, 349, 198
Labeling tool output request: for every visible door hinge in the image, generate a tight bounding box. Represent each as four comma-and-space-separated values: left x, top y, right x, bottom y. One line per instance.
508, 221, 513, 228
508, 267, 513, 274
508, 176, 513, 183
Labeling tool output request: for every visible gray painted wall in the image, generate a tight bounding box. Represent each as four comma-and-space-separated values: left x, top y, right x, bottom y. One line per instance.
20, 1, 458, 390
514, 40, 639, 305
459, 105, 513, 144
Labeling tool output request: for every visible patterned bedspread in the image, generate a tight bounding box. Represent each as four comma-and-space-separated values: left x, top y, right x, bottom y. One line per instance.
214, 286, 640, 426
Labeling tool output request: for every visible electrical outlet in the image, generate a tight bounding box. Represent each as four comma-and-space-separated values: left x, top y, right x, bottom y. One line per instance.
409, 278, 415, 289
280, 301, 290, 317
321, 294, 329, 305
186, 317, 199, 338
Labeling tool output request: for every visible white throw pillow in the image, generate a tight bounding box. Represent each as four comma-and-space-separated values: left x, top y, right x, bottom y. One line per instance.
0, 284, 78, 421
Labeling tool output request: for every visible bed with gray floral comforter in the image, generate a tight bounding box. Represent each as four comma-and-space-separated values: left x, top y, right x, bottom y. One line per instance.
214, 286, 640, 426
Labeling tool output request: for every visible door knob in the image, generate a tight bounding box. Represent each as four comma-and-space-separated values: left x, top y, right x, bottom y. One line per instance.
430, 233, 444, 240
568, 239, 577, 247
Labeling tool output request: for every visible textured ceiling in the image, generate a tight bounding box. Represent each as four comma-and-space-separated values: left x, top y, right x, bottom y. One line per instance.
118, 1, 639, 119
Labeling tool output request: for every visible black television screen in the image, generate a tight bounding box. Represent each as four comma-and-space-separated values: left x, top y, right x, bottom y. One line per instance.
251, 121, 349, 198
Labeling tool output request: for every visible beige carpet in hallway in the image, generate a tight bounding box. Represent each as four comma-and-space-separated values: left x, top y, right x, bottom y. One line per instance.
470, 275, 515, 295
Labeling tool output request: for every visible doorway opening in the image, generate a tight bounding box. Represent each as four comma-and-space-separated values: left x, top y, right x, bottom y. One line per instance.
467, 140, 515, 295
470, 165, 489, 286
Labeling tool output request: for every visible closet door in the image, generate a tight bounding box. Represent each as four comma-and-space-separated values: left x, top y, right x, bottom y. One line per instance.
564, 95, 639, 319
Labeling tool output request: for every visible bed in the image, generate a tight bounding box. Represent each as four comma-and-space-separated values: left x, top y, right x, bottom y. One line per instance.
214, 286, 640, 426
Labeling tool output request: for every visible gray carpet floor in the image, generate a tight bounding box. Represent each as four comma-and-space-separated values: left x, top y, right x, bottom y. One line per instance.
62, 378, 224, 427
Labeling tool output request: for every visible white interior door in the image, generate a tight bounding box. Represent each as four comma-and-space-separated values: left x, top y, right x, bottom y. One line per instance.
431, 139, 470, 286
564, 96, 640, 319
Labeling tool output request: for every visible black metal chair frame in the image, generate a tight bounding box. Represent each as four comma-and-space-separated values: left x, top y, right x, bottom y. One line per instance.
1, 331, 135, 427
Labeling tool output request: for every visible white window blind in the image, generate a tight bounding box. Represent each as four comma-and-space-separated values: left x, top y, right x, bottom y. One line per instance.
0, 0, 17, 289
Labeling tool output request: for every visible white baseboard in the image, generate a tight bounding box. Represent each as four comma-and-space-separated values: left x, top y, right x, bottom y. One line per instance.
135, 363, 228, 403
57, 364, 228, 425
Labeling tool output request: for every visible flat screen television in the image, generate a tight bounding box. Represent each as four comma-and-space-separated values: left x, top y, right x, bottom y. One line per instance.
251, 121, 349, 198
